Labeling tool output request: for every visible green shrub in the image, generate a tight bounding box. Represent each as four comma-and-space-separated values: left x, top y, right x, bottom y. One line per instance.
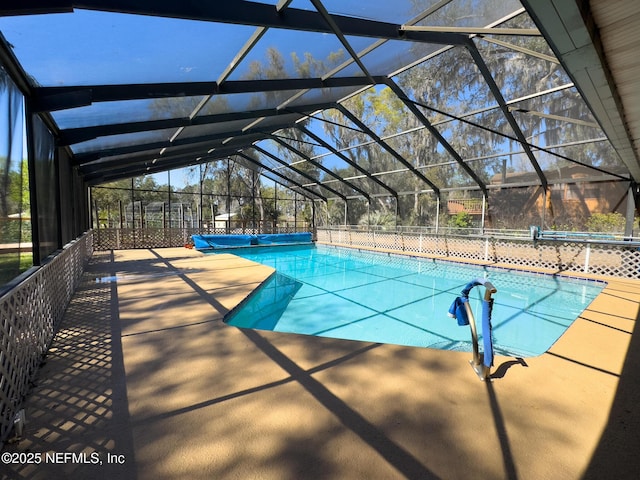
585, 212, 625, 233
358, 211, 395, 228
447, 211, 473, 229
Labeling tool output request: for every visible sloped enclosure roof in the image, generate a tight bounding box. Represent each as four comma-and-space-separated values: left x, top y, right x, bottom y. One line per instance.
0, 0, 638, 202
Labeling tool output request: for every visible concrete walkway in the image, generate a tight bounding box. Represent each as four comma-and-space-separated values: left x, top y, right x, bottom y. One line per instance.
2, 247, 638, 479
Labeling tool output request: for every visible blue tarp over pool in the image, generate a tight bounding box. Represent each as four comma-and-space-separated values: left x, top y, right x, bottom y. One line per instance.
192, 232, 312, 250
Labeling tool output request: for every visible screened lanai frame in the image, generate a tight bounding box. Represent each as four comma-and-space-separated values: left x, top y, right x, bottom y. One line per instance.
0, 0, 636, 235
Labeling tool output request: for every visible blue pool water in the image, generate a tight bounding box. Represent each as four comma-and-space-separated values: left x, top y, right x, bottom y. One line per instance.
221, 244, 606, 357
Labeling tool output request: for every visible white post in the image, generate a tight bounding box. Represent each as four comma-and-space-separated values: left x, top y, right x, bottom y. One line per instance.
435, 197, 440, 235
584, 243, 591, 273
344, 201, 347, 227
481, 194, 486, 234
624, 183, 636, 239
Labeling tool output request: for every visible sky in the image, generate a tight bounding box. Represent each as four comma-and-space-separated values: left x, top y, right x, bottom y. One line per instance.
0, 10, 254, 86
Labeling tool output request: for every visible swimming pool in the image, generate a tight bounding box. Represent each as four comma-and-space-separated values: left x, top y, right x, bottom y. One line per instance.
221, 244, 606, 357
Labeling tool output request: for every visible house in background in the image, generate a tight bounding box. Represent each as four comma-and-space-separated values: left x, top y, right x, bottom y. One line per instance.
487, 164, 631, 228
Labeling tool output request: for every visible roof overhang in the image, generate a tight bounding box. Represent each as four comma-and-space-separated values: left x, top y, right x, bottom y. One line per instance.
521, 0, 640, 181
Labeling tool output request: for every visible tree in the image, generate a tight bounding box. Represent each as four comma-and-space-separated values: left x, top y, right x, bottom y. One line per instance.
1, 68, 25, 220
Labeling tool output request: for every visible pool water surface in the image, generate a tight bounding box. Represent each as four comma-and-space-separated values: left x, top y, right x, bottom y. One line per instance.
221, 244, 605, 357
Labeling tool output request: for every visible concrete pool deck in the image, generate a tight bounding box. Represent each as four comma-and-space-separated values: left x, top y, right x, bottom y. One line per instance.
2, 246, 638, 479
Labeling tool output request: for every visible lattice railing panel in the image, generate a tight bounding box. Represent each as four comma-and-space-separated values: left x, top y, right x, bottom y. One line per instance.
531, 242, 589, 273
588, 244, 639, 277
93, 226, 640, 279
373, 232, 402, 250
336, 229, 348, 245
400, 234, 421, 253
420, 236, 448, 256
316, 229, 330, 243
488, 238, 540, 268
94, 228, 188, 250
94, 227, 309, 250
0, 232, 92, 444
442, 236, 485, 260
347, 231, 373, 249
317, 228, 640, 279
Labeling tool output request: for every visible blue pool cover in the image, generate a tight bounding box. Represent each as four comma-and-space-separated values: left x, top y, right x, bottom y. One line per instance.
192, 232, 312, 250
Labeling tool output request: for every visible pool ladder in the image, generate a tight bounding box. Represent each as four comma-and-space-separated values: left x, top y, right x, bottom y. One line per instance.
464, 280, 497, 381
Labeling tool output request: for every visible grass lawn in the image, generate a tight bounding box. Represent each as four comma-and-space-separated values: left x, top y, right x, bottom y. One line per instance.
0, 252, 33, 285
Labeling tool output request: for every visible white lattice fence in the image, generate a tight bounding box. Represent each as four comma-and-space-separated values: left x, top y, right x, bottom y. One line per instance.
335, 229, 347, 245
532, 242, 589, 272
317, 228, 640, 278
347, 231, 373, 248
420, 235, 448, 256
488, 238, 541, 268
588, 244, 639, 277
315, 229, 330, 243
442, 236, 486, 260
94, 228, 190, 250
373, 232, 401, 250
95, 227, 310, 250
0, 232, 92, 444
401, 234, 421, 253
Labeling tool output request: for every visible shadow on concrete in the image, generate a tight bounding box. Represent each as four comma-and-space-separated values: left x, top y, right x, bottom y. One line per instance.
490, 358, 528, 380
239, 328, 440, 480
129, 341, 382, 427
148, 248, 229, 315
1, 251, 136, 480
484, 380, 518, 480
582, 296, 640, 479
